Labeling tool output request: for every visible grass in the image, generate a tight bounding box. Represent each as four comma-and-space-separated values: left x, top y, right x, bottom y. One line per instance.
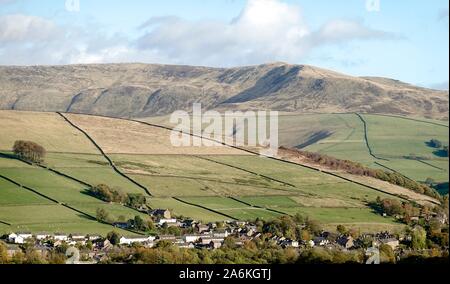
0, 204, 136, 236
276, 207, 398, 225
363, 114, 448, 159
0, 179, 52, 206
143, 112, 449, 184
0, 111, 98, 154
148, 198, 229, 222
1, 111, 444, 234
180, 196, 284, 221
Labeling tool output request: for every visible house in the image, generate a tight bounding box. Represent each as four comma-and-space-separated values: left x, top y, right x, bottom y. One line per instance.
114, 222, 130, 229
70, 234, 87, 243
180, 219, 197, 228
281, 240, 299, 248
313, 237, 329, 247
380, 238, 400, 250
183, 235, 202, 243
54, 234, 68, 242
337, 236, 354, 249
35, 233, 51, 241
88, 235, 101, 241
8, 233, 31, 244
178, 242, 195, 249
200, 237, 224, 246
157, 235, 177, 242
8, 233, 18, 243
209, 241, 223, 249
307, 240, 315, 247
196, 224, 210, 234
158, 219, 178, 226
213, 231, 230, 239
150, 209, 172, 219
100, 239, 113, 251
119, 236, 155, 245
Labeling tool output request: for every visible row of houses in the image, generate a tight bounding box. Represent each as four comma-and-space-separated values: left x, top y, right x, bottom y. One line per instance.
7, 232, 101, 245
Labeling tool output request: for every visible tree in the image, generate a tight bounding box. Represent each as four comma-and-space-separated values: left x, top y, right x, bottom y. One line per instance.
91, 184, 114, 202
305, 219, 321, 234
337, 225, 348, 235
0, 241, 8, 264
126, 194, 147, 209
429, 139, 443, 149
106, 231, 121, 245
379, 244, 395, 263
133, 215, 148, 232
13, 140, 46, 163
411, 226, 427, 250
96, 208, 110, 223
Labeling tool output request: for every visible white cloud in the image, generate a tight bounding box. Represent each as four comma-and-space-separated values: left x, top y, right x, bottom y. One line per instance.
135, 0, 394, 66
0, 14, 59, 43
0, 0, 396, 66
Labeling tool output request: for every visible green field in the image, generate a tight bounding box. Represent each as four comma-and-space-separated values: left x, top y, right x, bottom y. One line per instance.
0, 111, 443, 235
277, 113, 449, 183
179, 197, 284, 221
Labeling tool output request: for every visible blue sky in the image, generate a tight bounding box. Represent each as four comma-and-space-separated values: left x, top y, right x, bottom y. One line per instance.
0, 0, 448, 89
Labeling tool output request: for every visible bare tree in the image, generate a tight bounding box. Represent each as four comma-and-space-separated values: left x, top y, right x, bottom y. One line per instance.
13, 140, 46, 163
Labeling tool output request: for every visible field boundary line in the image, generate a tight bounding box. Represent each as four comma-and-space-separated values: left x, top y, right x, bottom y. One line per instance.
59, 112, 439, 205
172, 197, 237, 221
0, 220, 11, 226
0, 153, 147, 216
371, 113, 449, 128
194, 155, 296, 188
57, 112, 153, 197
355, 113, 390, 161
0, 174, 145, 236
228, 197, 291, 217
415, 159, 446, 171
128, 172, 299, 194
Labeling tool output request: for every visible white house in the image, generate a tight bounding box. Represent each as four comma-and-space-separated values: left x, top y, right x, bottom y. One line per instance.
158, 219, 178, 226
281, 239, 300, 248
8, 233, 18, 243
119, 236, 155, 245
213, 231, 230, 238
88, 235, 101, 241
17, 233, 33, 240
35, 234, 51, 241
54, 234, 69, 241
184, 235, 202, 243
9, 233, 32, 244
8, 233, 25, 244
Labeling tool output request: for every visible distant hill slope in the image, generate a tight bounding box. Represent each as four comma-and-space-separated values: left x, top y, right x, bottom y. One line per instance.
0, 63, 448, 119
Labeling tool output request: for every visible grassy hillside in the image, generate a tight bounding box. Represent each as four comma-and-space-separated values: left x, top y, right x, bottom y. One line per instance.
299, 114, 449, 183
1, 110, 437, 235
144, 112, 449, 184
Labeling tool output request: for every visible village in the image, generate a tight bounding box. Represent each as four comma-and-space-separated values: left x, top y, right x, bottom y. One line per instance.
3, 206, 443, 264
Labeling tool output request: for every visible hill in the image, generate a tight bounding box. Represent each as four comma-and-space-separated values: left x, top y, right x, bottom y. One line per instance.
0, 63, 448, 119
144, 112, 449, 185
2, 110, 435, 235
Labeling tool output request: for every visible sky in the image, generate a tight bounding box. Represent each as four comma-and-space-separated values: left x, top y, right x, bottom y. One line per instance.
0, 0, 448, 89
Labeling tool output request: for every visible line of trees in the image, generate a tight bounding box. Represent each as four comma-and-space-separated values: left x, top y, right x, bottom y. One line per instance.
89, 184, 147, 209
12, 140, 46, 163
280, 147, 442, 200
